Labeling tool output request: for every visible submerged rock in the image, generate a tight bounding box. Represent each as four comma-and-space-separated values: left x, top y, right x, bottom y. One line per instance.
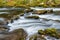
0, 28, 27, 40
25, 16, 40, 19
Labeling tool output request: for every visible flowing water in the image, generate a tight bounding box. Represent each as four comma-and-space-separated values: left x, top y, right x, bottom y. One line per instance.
7, 13, 60, 40
0, 8, 60, 40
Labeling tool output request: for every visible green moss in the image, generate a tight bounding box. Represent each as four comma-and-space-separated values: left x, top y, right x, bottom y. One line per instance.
38, 30, 45, 35
38, 28, 60, 39
44, 28, 57, 34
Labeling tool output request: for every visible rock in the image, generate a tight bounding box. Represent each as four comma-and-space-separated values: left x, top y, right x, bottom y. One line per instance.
54, 11, 60, 15
14, 16, 19, 20
33, 10, 47, 15
38, 28, 60, 39
0, 18, 8, 25
47, 10, 53, 13
0, 18, 10, 33
38, 30, 46, 35
42, 18, 50, 21
30, 28, 60, 40
20, 13, 24, 16
24, 9, 33, 13
0, 25, 10, 34
11, 15, 19, 21
54, 20, 60, 22
10, 19, 14, 23
56, 29, 60, 33
25, 16, 40, 19
0, 28, 27, 40
29, 34, 46, 40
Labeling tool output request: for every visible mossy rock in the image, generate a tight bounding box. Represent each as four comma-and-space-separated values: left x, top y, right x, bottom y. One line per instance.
38, 28, 57, 35
38, 28, 60, 39
44, 28, 57, 34
38, 30, 46, 35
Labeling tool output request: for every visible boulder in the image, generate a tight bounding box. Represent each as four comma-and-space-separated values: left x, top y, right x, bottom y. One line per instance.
0, 28, 27, 40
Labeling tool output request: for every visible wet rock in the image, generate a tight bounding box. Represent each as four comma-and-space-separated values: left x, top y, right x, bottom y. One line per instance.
42, 18, 50, 21
9, 16, 19, 23
10, 19, 14, 23
0, 28, 27, 40
33, 10, 47, 15
0, 18, 8, 25
54, 20, 60, 22
0, 18, 10, 33
29, 34, 46, 40
56, 29, 60, 33
29, 28, 60, 40
0, 25, 10, 34
38, 30, 46, 35
10, 15, 19, 20
54, 11, 60, 15
47, 10, 53, 13
14, 16, 19, 20
38, 28, 60, 39
24, 9, 33, 13
25, 16, 40, 19
20, 13, 24, 16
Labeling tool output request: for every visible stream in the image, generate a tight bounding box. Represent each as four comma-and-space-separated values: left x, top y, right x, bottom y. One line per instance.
1, 7, 60, 40
8, 13, 60, 40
